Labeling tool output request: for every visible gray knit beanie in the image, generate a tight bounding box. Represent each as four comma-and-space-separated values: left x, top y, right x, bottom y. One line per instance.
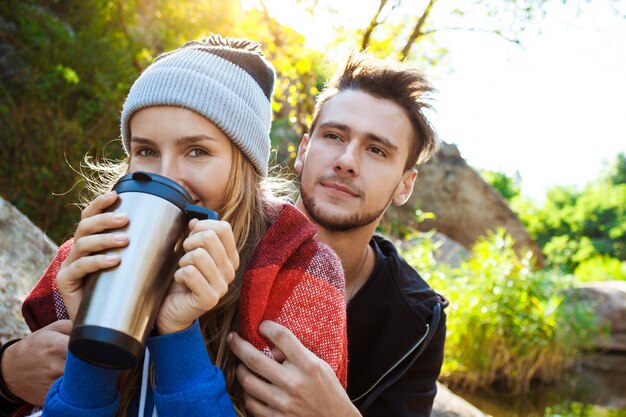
120, 35, 275, 176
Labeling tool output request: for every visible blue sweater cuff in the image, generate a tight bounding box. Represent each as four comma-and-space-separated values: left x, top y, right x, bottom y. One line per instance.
58, 350, 120, 408
147, 320, 217, 394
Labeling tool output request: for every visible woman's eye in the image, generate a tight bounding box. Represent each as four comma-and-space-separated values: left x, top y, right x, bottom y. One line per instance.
136, 148, 157, 157
188, 148, 209, 157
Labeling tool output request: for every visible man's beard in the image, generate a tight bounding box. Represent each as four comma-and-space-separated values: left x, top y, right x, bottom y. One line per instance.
300, 178, 390, 232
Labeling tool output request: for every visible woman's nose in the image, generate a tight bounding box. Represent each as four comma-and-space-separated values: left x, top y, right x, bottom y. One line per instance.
158, 156, 179, 180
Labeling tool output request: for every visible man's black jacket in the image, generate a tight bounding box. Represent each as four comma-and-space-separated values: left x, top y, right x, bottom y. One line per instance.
347, 235, 448, 417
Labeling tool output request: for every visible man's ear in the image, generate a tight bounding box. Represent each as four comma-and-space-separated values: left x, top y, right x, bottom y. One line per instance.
392, 168, 417, 206
294, 133, 310, 174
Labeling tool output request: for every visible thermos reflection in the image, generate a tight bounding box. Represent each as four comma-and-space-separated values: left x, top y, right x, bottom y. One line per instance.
69, 171, 218, 369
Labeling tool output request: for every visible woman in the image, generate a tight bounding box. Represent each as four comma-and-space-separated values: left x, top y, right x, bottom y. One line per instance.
19, 35, 347, 417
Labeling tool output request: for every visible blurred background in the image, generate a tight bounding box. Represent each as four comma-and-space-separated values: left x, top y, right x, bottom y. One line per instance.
1, 1, 625, 416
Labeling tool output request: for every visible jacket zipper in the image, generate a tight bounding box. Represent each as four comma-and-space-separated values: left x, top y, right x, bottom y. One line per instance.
351, 324, 430, 403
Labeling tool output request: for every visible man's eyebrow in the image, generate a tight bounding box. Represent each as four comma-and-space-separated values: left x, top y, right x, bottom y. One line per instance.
365, 132, 398, 152
318, 121, 398, 151
130, 135, 217, 145
318, 121, 350, 133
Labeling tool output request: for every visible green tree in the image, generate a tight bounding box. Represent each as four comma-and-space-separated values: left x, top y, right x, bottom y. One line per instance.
514, 154, 626, 273
604, 152, 626, 185
0, 0, 282, 243
480, 170, 521, 201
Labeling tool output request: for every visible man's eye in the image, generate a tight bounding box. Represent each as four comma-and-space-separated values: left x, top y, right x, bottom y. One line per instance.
369, 147, 386, 157
325, 133, 342, 141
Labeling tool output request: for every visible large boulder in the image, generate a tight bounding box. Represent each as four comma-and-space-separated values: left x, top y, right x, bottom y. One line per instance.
385, 142, 544, 268
0, 197, 57, 343
575, 281, 626, 352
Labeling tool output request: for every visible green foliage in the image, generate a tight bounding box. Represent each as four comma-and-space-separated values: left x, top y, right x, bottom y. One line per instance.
236, 7, 328, 167
378, 209, 435, 238
480, 170, 521, 201
1, 0, 141, 242
602, 152, 626, 185
544, 402, 626, 417
403, 229, 599, 394
514, 159, 626, 274
574, 255, 626, 282
0, 0, 316, 243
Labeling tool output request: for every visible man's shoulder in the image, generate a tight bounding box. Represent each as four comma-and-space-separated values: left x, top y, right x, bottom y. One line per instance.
370, 234, 430, 289
371, 234, 447, 314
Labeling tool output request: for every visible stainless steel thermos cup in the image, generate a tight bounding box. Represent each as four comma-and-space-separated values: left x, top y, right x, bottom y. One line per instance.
69, 171, 218, 369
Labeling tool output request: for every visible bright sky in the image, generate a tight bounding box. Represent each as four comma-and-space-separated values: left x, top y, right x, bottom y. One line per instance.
244, 0, 626, 202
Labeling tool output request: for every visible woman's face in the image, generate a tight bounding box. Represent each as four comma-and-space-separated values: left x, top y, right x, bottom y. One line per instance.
129, 106, 233, 211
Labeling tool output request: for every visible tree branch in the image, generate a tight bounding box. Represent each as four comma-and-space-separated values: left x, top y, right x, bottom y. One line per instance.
361, 0, 389, 51
419, 27, 523, 46
399, 0, 436, 60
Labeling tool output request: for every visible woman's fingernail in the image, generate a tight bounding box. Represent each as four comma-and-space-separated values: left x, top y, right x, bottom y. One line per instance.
105, 254, 119, 263
113, 213, 127, 221
113, 233, 128, 242
227, 332, 234, 343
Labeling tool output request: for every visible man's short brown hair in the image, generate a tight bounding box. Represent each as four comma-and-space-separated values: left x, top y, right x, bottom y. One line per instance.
311, 53, 438, 170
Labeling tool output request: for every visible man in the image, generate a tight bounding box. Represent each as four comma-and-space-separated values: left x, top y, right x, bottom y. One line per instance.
227, 53, 447, 416
0, 52, 446, 417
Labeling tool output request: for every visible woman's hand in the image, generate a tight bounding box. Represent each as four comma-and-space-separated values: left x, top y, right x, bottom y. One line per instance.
56, 191, 129, 321
156, 218, 240, 335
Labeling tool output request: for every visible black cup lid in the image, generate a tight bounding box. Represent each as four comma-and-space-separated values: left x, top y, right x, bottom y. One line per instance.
112, 172, 193, 211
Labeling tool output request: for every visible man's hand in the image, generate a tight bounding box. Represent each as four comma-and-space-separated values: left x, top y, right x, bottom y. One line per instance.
1, 320, 71, 406
228, 321, 360, 417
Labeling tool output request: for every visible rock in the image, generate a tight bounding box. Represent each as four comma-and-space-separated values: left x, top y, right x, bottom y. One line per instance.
385, 142, 544, 268
575, 281, 626, 352
432, 383, 490, 417
0, 197, 57, 343
579, 353, 626, 373
430, 233, 470, 268
560, 356, 626, 409
399, 232, 470, 268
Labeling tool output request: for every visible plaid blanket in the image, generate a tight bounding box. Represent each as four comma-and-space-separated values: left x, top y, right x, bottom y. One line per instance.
19, 200, 347, 415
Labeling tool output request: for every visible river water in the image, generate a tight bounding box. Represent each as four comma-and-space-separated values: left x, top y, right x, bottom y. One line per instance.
455, 354, 626, 417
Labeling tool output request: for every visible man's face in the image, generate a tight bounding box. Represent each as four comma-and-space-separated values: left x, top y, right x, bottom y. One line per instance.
296, 90, 417, 232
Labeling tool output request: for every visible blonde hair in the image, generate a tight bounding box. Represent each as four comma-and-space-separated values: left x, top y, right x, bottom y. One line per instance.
81, 142, 278, 416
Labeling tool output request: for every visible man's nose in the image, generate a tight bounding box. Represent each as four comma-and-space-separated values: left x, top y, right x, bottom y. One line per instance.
333, 143, 359, 175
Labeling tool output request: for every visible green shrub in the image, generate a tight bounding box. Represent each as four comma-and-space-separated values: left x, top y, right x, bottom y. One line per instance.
574, 255, 626, 282
402, 229, 598, 394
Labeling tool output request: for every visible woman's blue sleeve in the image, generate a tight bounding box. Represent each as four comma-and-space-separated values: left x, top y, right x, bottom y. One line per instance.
42, 351, 120, 417
147, 321, 236, 417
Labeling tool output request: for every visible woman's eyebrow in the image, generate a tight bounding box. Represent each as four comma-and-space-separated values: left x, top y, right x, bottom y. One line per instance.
175, 134, 217, 146
130, 135, 217, 145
